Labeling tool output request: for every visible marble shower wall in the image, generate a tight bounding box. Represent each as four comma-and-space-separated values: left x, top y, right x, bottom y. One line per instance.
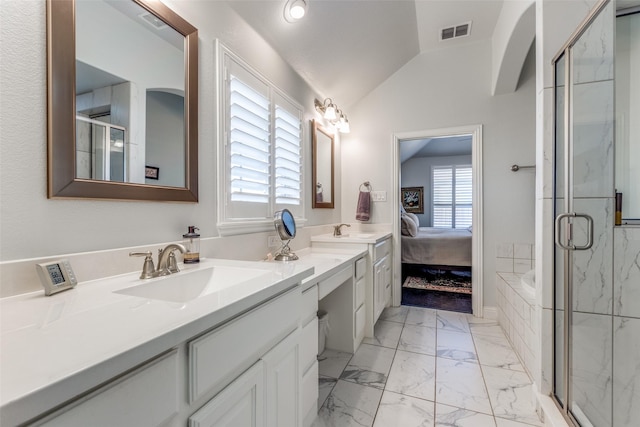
613, 227, 640, 426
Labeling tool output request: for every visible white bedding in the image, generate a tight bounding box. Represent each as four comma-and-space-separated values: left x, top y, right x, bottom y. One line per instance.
401, 227, 472, 267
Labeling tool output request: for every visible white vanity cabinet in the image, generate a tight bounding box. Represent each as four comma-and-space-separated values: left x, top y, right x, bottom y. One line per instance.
299, 283, 319, 427
187, 287, 300, 427
310, 233, 392, 339
188, 361, 265, 427
189, 329, 299, 427
372, 238, 392, 323
23, 287, 303, 427
35, 350, 179, 427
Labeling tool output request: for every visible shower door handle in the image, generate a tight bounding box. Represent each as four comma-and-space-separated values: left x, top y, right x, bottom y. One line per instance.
554, 212, 594, 251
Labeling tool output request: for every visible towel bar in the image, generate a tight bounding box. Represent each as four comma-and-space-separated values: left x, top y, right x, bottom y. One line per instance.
359, 181, 372, 192
511, 164, 535, 172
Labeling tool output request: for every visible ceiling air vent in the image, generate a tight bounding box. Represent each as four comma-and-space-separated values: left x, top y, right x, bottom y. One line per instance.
139, 12, 168, 30
440, 21, 472, 41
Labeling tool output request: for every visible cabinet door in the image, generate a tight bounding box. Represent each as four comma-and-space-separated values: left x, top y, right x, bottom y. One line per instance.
263, 330, 299, 427
384, 258, 392, 306
373, 256, 387, 322
189, 361, 265, 427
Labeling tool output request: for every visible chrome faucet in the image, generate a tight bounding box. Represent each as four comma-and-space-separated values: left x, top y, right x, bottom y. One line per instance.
333, 223, 351, 236
157, 243, 187, 276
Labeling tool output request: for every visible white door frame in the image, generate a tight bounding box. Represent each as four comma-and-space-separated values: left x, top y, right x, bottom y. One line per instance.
392, 124, 484, 317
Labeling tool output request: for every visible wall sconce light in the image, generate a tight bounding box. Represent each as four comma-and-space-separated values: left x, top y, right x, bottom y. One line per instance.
284, 0, 307, 23
314, 98, 350, 133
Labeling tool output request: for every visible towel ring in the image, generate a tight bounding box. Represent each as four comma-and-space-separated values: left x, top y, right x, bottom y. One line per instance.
359, 181, 372, 192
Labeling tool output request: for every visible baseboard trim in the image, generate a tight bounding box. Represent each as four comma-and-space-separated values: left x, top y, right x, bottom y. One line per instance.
482, 306, 498, 320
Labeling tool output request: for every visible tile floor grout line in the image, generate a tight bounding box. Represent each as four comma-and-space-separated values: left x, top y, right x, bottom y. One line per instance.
467, 315, 498, 421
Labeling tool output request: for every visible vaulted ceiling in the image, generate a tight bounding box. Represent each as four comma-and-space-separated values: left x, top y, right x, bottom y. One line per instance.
228, 0, 506, 108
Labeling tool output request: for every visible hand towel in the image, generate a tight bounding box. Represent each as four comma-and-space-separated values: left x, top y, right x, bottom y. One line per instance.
356, 191, 371, 222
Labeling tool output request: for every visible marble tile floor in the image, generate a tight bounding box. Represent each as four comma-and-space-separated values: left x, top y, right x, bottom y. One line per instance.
313, 305, 544, 427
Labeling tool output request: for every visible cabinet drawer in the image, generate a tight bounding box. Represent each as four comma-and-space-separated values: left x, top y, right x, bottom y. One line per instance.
355, 257, 366, 280
355, 304, 365, 343
300, 317, 318, 373
188, 288, 299, 403
301, 360, 318, 419
318, 266, 352, 299
39, 350, 178, 427
300, 284, 318, 324
355, 277, 365, 309
373, 238, 391, 261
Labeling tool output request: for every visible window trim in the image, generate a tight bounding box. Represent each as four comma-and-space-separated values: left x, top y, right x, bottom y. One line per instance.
216, 42, 306, 236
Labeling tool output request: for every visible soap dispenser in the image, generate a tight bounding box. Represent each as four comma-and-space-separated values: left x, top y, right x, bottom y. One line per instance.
183, 226, 200, 264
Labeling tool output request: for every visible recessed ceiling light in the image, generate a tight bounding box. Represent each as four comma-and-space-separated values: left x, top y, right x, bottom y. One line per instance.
284, 0, 307, 23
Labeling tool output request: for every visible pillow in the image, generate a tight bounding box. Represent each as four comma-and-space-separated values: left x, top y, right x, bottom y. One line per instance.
405, 212, 420, 228
401, 214, 418, 237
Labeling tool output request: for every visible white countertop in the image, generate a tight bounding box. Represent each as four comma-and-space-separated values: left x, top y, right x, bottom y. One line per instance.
310, 231, 392, 245
0, 258, 313, 423
271, 247, 368, 289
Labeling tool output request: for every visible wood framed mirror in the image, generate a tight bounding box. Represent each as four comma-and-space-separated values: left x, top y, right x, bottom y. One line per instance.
47, 0, 198, 202
311, 119, 335, 208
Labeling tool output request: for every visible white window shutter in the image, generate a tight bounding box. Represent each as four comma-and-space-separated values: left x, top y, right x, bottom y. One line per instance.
455, 166, 473, 228
229, 75, 271, 204
433, 167, 453, 227
274, 105, 301, 205
432, 165, 472, 228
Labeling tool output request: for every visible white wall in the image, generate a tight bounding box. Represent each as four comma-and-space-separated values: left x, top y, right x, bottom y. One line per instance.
0, 0, 341, 261
342, 39, 537, 307
401, 154, 472, 227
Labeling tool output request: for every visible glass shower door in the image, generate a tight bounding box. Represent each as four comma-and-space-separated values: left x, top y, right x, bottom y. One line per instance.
553, 0, 615, 426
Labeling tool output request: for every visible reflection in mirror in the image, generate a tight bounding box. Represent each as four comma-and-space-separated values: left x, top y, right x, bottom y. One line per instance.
615, 9, 640, 220
75, 0, 185, 187
312, 120, 335, 208
47, 0, 198, 201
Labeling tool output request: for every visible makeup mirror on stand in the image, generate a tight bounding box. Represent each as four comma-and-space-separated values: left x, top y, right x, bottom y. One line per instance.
273, 209, 298, 261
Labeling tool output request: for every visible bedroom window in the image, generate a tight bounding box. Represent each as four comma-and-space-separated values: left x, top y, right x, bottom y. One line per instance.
432, 165, 472, 229
218, 46, 304, 235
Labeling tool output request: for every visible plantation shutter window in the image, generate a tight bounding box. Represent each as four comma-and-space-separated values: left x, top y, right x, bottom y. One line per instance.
432, 165, 472, 229
229, 76, 271, 204
454, 166, 472, 228
274, 102, 302, 206
219, 46, 305, 234
432, 167, 453, 227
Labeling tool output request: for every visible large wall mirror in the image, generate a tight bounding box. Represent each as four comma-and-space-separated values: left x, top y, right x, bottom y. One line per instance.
615, 8, 639, 220
311, 119, 335, 208
47, 0, 198, 202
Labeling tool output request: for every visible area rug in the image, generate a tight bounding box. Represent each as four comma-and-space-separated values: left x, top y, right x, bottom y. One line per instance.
403, 275, 472, 294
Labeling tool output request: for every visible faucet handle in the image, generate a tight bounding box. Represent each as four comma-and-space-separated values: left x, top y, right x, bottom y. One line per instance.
129, 252, 156, 279
167, 251, 180, 274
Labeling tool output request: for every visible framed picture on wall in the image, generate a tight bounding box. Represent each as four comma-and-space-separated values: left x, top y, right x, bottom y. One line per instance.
401, 187, 424, 214
145, 166, 159, 180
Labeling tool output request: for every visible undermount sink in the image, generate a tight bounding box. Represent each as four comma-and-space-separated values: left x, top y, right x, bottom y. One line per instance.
336, 233, 374, 239
115, 265, 273, 303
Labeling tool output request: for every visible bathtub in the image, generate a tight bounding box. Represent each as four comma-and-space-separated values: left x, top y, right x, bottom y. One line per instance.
521, 269, 535, 298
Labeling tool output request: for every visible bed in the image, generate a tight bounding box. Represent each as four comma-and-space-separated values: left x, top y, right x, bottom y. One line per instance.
401, 227, 472, 267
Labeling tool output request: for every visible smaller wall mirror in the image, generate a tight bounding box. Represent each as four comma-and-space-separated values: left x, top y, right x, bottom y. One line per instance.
273, 209, 298, 261
312, 119, 335, 209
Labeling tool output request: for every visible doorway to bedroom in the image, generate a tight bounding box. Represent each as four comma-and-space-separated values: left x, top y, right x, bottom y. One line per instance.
392, 125, 483, 316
